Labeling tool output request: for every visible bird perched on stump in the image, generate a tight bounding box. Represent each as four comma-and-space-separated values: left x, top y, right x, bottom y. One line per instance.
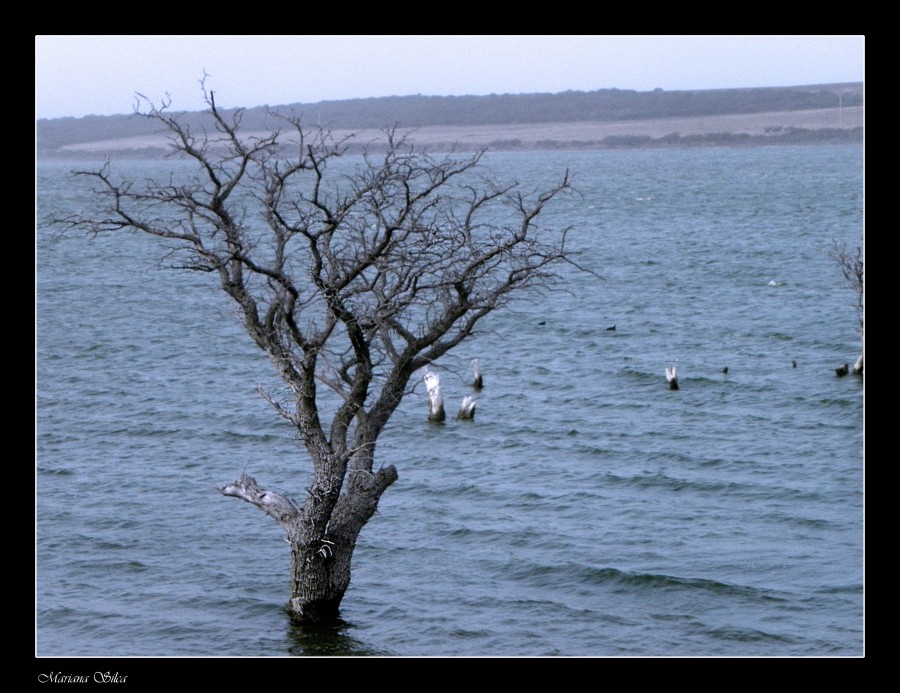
666, 364, 679, 390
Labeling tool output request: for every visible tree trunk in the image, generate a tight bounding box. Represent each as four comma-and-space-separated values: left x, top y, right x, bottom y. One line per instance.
286, 532, 352, 623
220, 460, 397, 624
284, 462, 397, 623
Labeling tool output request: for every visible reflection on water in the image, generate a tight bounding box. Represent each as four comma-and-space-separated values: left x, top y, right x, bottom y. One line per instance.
287, 618, 387, 657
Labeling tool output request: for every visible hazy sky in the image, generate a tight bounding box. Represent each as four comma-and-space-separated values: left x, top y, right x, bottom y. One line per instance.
35, 35, 864, 120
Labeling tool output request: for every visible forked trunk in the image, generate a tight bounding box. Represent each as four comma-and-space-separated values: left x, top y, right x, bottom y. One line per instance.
218, 467, 396, 624
218, 445, 401, 623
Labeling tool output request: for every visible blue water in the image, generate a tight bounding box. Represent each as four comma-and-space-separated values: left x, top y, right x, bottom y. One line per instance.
36, 144, 864, 657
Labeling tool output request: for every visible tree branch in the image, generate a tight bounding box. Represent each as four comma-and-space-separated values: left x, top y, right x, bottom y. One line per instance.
217, 472, 300, 525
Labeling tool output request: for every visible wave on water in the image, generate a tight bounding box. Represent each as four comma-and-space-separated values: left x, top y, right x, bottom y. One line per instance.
36, 145, 864, 656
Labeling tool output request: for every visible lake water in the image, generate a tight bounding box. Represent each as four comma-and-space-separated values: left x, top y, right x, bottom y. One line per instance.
36, 144, 864, 657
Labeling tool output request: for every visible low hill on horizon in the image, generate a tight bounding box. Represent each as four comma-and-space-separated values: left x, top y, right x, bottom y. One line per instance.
37, 82, 864, 156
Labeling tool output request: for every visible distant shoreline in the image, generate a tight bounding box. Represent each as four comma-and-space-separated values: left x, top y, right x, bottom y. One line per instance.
39, 106, 863, 158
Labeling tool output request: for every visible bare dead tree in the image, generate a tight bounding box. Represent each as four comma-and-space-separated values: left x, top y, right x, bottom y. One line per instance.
830, 240, 864, 374
52, 81, 576, 623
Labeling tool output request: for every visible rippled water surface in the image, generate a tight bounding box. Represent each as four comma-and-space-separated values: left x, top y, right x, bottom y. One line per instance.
37, 145, 864, 656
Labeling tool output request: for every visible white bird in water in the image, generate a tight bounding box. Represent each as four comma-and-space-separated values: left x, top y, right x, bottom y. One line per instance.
423, 370, 446, 421
853, 355, 863, 375
458, 395, 477, 420
666, 364, 679, 390
471, 358, 483, 390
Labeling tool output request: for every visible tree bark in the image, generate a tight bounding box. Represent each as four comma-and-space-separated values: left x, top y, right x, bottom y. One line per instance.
284, 463, 398, 621
218, 459, 397, 622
